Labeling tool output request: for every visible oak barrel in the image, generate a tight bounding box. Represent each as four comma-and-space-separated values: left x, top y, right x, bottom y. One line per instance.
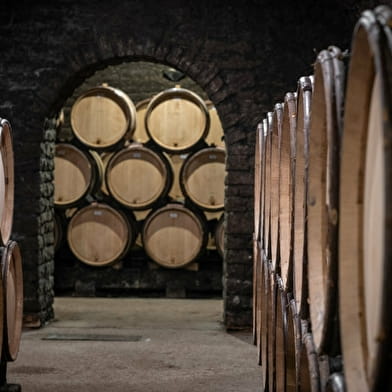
0, 119, 14, 246
260, 118, 268, 249
299, 323, 321, 392
70, 85, 136, 149
279, 93, 297, 291
286, 295, 301, 392
1, 241, 23, 361
254, 123, 264, 243
105, 144, 172, 210
145, 87, 210, 153
142, 204, 207, 268
67, 202, 135, 266
339, 7, 392, 392
293, 76, 313, 319
180, 147, 225, 211
263, 112, 274, 259
270, 103, 283, 270
54, 143, 103, 208
275, 276, 288, 392
267, 264, 277, 392
205, 100, 225, 147
260, 258, 269, 392
307, 47, 345, 355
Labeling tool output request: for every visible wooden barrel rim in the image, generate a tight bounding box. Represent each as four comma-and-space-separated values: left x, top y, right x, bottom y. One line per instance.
275, 276, 288, 392
54, 144, 100, 208
279, 93, 297, 292
180, 147, 226, 211
214, 214, 224, 257
307, 47, 344, 355
142, 204, 207, 268
285, 295, 301, 392
105, 144, 171, 210
0, 119, 14, 246
339, 8, 392, 392
299, 327, 321, 392
260, 257, 269, 391
270, 103, 284, 271
253, 238, 258, 345
293, 75, 313, 319
267, 263, 277, 392
145, 87, 210, 152
70, 85, 136, 149
260, 118, 268, 250
67, 203, 134, 266
326, 373, 345, 392
263, 112, 274, 259
1, 241, 23, 361
254, 123, 263, 242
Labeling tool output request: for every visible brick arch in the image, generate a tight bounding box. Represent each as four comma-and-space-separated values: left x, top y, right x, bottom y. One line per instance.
22, 33, 254, 328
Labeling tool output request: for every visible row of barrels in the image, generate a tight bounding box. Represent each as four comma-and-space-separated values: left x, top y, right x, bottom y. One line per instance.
55, 202, 224, 268
54, 143, 226, 212
253, 6, 392, 392
55, 85, 226, 268
0, 119, 24, 371
68, 84, 224, 152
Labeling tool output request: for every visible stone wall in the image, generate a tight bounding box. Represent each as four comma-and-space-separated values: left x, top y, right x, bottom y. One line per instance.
0, 0, 385, 328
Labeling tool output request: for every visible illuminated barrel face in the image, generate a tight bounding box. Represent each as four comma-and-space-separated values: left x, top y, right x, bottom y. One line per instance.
142, 205, 205, 268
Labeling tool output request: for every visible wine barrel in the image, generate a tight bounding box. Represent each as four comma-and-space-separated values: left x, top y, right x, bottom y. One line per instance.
286, 295, 301, 392
275, 276, 288, 392
254, 123, 264, 243
270, 103, 284, 270
180, 147, 225, 211
293, 76, 313, 319
70, 85, 136, 149
205, 100, 225, 148
253, 121, 263, 347
142, 204, 207, 268
260, 258, 269, 392
267, 263, 277, 392
129, 98, 151, 144
339, 7, 392, 392
307, 47, 345, 355
145, 87, 210, 153
105, 144, 172, 210
260, 118, 268, 249
253, 239, 261, 351
263, 112, 274, 259
1, 241, 23, 361
54, 143, 103, 208
0, 119, 14, 246
67, 202, 135, 266
279, 93, 297, 291
299, 324, 321, 392
214, 214, 224, 257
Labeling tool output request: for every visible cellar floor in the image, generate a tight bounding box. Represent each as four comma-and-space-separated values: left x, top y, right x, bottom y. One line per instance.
8, 298, 261, 392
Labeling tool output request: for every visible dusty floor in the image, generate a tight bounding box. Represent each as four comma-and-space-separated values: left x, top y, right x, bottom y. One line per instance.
8, 298, 261, 392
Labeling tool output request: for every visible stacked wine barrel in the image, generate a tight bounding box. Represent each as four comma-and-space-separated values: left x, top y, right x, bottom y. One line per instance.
0, 119, 24, 367
253, 6, 392, 392
54, 84, 226, 269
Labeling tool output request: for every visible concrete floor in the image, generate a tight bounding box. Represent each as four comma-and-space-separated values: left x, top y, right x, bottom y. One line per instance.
8, 298, 261, 392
